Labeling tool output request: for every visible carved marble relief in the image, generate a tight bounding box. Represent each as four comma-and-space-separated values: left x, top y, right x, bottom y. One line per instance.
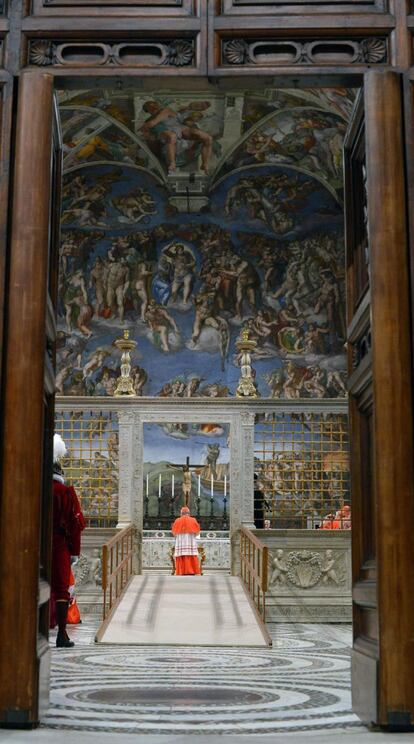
71, 530, 115, 615
142, 531, 231, 571
263, 531, 352, 622
269, 548, 346, 588
74, 549, 103, 588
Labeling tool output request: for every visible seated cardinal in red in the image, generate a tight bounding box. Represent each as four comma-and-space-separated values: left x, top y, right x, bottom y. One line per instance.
51, 434, 85, 647
171, 506, 201, 576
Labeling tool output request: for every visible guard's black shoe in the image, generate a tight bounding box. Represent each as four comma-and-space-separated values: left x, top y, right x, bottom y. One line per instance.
56, 631, 75, 648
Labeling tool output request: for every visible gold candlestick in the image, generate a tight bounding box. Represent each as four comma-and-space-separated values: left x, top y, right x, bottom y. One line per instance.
236, 328, 260, 398
113, 330, 137, 397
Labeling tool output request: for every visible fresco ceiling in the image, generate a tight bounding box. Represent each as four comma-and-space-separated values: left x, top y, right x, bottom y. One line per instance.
57, 86, 355, 399
60, 86, 352, 198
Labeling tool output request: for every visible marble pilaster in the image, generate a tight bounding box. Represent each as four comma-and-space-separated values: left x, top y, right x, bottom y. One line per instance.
116, 410, 135, 528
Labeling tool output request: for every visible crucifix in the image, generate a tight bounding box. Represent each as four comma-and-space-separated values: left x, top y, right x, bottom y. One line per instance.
168, 455, 205, 507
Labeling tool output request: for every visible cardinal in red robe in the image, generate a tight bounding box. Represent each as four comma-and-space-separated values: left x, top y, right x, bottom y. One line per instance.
171, 506, 201, 576
51, 434, 85, 647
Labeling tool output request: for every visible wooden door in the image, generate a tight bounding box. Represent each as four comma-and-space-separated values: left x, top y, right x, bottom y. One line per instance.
344, 70, 414, 728
0, 70, 62, 726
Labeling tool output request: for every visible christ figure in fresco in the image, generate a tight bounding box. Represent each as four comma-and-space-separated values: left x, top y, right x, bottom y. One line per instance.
163, 243, 196, 305
139, 100, 213, 174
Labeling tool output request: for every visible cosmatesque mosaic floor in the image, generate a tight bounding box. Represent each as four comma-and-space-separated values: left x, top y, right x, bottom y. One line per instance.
39, 620, 364, 736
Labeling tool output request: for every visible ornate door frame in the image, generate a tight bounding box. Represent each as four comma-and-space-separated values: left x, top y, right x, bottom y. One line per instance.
1, 0, 414, 727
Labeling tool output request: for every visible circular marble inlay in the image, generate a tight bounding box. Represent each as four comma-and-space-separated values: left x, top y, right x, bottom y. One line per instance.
86, 686, 267, 706
45, 621, 360, 736
80, 650, 276, 670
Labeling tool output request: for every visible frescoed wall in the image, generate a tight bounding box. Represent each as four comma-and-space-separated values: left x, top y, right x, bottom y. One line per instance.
254, 411, 350, 529
57, 87, 353, 398
54, 410, 119, 526
143, 422, 230, 528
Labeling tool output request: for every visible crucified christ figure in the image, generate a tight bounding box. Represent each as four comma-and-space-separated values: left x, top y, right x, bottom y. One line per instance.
168, 455, 204, 507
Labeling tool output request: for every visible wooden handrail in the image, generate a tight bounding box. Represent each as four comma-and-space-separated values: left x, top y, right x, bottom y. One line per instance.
240, 526, 268, 622
101, 524, 135, 621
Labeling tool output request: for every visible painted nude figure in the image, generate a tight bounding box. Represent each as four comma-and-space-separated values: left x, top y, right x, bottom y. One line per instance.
106, 260, 130, 322
63, 270, 93, 338
140, 100, 213, 174
182, 464, 192, 506
90, 256, 107, 314
135, 261, 152, 321
164, 243, 195, 304
145, 299, 179, 352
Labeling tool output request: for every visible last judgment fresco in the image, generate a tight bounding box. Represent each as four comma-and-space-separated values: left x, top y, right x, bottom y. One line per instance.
57, 86, 353, 398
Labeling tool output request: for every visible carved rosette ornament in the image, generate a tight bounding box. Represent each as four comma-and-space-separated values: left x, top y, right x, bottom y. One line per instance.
29, 40, 57, 66
222, 39, 252, 65
163, 40, 194, 66
358, 38, 387, 63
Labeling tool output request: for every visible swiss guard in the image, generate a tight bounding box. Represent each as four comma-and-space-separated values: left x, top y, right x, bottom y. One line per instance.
51, 434, 85, 648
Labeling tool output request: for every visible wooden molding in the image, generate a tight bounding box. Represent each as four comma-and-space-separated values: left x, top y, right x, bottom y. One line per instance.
28, 37, 196, 66
221, 36, 388, 66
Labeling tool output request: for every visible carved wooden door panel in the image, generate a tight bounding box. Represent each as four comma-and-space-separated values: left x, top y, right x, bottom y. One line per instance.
344, 70, 414, 728
0, 70, 62, 726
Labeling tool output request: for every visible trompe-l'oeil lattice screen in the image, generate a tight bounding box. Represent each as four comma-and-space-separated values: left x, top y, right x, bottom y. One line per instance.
54, 409, 350, 530
254, 412, 350, 529
54, 410, 119, 527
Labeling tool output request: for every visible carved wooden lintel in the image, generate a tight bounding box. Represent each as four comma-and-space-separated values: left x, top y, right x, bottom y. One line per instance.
29, 38, 195, 67
43, 0, 184, 4
222, 37, 388, 66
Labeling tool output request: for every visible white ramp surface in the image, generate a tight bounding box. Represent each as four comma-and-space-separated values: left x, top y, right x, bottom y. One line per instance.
99, 575, 269, 646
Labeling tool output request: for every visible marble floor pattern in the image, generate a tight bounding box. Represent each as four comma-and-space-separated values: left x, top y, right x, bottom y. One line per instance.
99, 575, 269, 646
35, 620, 370, 737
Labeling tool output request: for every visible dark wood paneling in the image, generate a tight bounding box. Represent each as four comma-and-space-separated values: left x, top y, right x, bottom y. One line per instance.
0, 69, 54, 726
0, 77, 13, 399
220, 0, 386, 15
26, 36, 198, 68
352, 647, 378, 724
30, 0, 198, 17
365, 70, 414, 727
345, 71, 414, 729
403, 76, 414, 375
389, 0, 412, 68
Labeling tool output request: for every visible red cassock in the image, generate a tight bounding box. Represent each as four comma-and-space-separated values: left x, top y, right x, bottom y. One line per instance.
171, 514, 201, 576
50, 479, 85, 626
